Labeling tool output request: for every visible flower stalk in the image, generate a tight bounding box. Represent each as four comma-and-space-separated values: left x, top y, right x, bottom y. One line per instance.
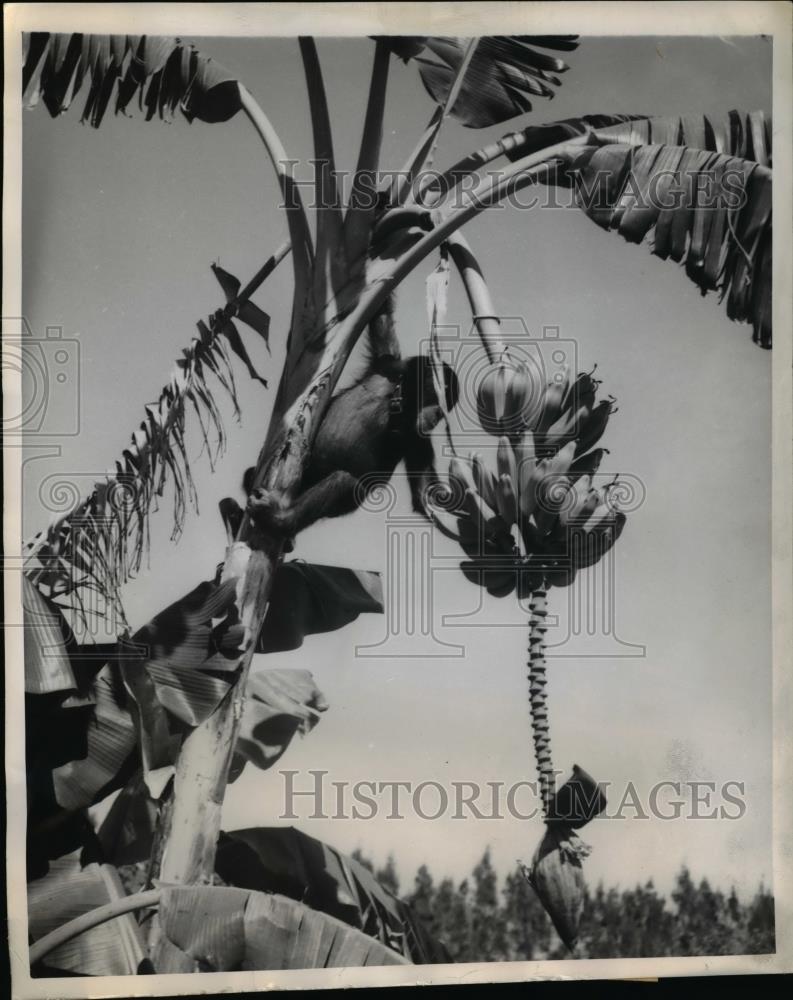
527, 589, 554, 817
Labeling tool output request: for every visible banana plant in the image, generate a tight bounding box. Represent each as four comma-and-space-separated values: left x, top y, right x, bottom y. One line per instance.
21, 31, 773, 970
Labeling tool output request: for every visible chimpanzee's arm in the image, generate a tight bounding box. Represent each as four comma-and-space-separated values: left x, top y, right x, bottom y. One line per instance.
247, 470, 359, 538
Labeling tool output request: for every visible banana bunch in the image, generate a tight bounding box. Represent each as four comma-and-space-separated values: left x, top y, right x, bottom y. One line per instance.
434, 365, 626, 597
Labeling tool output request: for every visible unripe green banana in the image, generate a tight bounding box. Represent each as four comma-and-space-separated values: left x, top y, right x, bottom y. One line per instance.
568, 447, 608, 481
463, 486, 496, 531
564, 369, 599, 414
537, 365, 572, 433
575, 511, 626, 569
533, 474, 569, 536
449, 456, 478, 510
559, 477, 598, 528
497, 472, 519, 529
575, 399, 614, 455
477, 358, 537, 436
497, 435, 518, 490
541, 404, 590, 454
472, 452, 498, 511
545, 440, 577, 478
520, 456, 548, 520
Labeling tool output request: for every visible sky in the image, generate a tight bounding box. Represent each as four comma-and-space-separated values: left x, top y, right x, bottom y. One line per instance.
21, 35, 773, 902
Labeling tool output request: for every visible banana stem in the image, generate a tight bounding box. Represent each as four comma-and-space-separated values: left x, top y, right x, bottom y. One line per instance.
446, 231, 504, 363
233, 240, 292, 311
528, 589, 554, 817
238, 84, 314, 324
299, 38, 346, 309
417, 37, 480, 180
418, 131, 590, 208
346, 40, 391, 262
287, 157, 562, 391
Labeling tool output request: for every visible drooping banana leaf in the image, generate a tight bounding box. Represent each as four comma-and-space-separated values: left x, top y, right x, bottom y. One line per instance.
96, 663, 328, 865
556, 142, 772, 346
156, 885, 409, 971
50, 664, 139, 814
28, 850, 147, 977
26, 560, 379, 835
23, 283, 268, 622
24, 582, 122, 877
496, 110, 772, 344
96, 664, 327, 861
229, 668, 328, 780
96, 667, 328, 863
211, 263, 271, 345
23, 32, 242, 126
591, 110, 771, 166
37, 577, 243, 819
256, 561, 384, 653
94, 771, 161, 867
380, 36, 579, 127
215, 826, 450, 964
504, 110, 772, 166
22, 576, 114, 696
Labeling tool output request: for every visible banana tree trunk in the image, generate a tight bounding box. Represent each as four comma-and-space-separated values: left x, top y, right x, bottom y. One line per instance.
153, 539, 284, 891
148, 271, 386, 967
147, 347, 318, 970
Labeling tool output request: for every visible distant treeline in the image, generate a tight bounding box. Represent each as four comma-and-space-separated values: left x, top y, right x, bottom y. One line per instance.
351, 848, 775, 960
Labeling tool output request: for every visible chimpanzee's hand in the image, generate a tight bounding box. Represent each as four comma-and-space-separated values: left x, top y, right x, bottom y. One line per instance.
247, 488, 295, 552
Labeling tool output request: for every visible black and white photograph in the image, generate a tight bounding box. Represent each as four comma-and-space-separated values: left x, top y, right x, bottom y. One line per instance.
4, 2, 792, 993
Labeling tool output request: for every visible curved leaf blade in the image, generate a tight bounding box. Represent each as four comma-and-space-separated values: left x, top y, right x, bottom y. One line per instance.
23, 32, 242, 127
50, 664, 138, 812
257, 562, 384, 654
230, 667, 328, 779
560, 142, 772, 346
215, 826, 450, 963
158, 885, 409, 971
382, 35, 579, 127
504, 109, 772, 165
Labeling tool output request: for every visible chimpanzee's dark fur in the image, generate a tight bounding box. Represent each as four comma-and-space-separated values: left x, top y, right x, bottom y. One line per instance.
238, 297, 459, 540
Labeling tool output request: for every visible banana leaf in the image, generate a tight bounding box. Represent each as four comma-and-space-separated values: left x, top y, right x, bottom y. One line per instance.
26, 560, 379, 840
230, 668, 329, 780
97, 665, 328, 864
94, 771, 161, 867
156, 885, 409, 971
380, 36, 578, 127
558, 142, 772, 346
505, 110, 771, 166
23, 32, 241, 126
210, 263, 271, 345
257, 562, 383, 654
22, 577, 116, 697
23, 301, 262, 618
50, 664, 138, 814
28, 850, 147, 977
215, 826, 450, 964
